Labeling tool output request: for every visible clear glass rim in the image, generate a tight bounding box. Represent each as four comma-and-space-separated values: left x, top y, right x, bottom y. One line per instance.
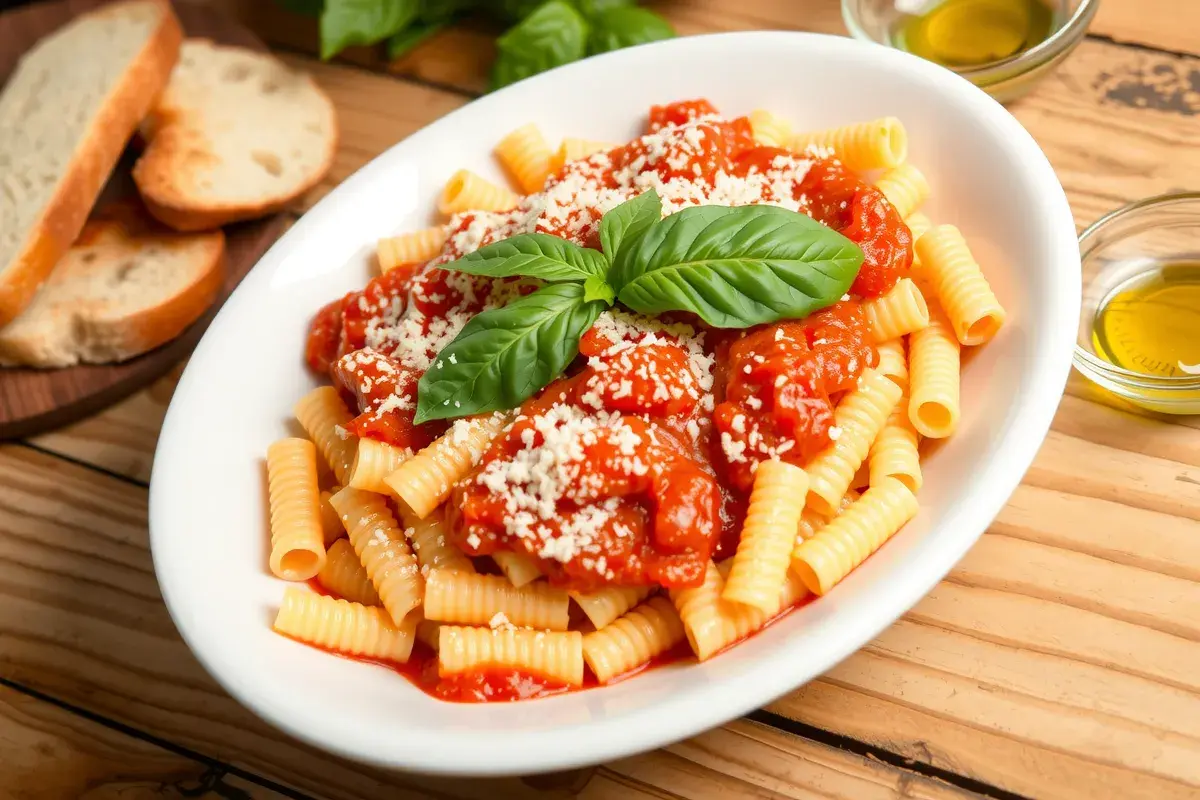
1072, 191, 1200, 392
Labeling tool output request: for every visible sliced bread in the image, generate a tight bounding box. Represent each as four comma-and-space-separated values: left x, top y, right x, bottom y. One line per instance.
0, 0, 182, 328
0, 205, 225, 368
133, 40, 338, 231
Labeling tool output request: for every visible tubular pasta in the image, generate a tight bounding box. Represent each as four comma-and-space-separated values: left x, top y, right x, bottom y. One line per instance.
863, 278, 929, 343
347, 438, 413, 494
438, 169, 518, 215
266, 438, 326, 581
274, 587, 416, 663
569, 586, 653, 631
906, 211, 933, 242
317, 539, 382, 606
438, 627, 584, 687
874, 339, 908, 386
792, 477, 919, 595
914, 224, 1007, 345
318, 488, 345, 545
805, 369, 903, 516
550, 138, 617, 172
723, 460, 810, 612
495, 123, 554, 194
384, 412, 512, 519
748, 109, 793, 147
492, 550, 543, 588
869, 387, 923, 494
397, 505, 476, 574
875, 163, 930, 219
377, 228, 447, 273
424, 570, 570, 631
294, 386, 356, 485
328, 487, 423, 626
908, 297, 961, 438
789, 117, 907, 170
416, 617, 442, 652
582, 597, 685, 684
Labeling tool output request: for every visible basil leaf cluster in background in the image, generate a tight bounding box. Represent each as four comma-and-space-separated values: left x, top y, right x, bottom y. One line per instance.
414, 191, 865, 423
279, 0, 675, 87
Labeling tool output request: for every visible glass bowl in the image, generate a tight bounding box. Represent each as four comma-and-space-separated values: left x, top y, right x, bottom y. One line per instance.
1073, 193, 1200, 415
841, 0, 1099, 102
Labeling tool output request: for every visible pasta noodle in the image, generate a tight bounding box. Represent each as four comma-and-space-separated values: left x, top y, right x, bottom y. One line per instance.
439, 627, 584, 687
908, 297, 961, 438
792, 477, 919, 595
317, 539, 382, 606
438, 169, 518, 215
397, 505, 476, 574
914, 224, 1007, 346
723, 460, 809, 612
328, 487, 423, 626
875, 163, 930, 219
869, 387, 923, 494
492, 550, 543, 588
550, 138, 617, 172
384, 412, 512, 519
347, 438, 412, 494
293, 386, 356, 486
905, 211, 933, 243
748, 109, 793, 147
874, 338, 908, 386
789, 117, 907, 171
805, 369, 903, 515
377, 228, 447, 273
569, 586, 653, 630
265, 438, 326, 581
495, 123, 554, 194
318, 488, 345, 545
274, 587, 417, 663
863, 278, 929, 342
582, 597, 685, 684
416, 617, 442, 652
424, 570, 570, 630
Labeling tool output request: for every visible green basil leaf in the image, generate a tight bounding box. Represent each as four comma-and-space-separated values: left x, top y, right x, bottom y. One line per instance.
576, 0, 633, 18
320, 0, 418, 59
491, 0, 554, 22
278, 0, 324, 16
491, 1, 589, 90
587, 6, 674, 55
415, 283, 605, 422
386, 20, 444, 59
583, 274, 616, 305
419, 0, 477, 24
615, 205, 863, 328
599, 189, 661, 265
444, 233, 609, 282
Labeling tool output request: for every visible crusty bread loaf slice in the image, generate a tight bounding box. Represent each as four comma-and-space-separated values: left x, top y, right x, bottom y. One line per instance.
133, 40, 338, 231
0, 0, 182, 328
0, 205, 225, 368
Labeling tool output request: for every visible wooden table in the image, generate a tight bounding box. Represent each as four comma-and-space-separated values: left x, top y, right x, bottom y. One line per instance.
4, 1, 1199, 798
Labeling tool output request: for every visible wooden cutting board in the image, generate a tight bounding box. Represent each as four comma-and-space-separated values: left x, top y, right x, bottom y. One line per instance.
0, 0, 291, 438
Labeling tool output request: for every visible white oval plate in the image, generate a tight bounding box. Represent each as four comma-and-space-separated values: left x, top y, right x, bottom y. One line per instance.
150, 31, 1079, 776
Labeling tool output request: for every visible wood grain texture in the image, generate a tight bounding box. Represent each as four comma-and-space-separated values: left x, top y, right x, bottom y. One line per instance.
0, 0, 289, 440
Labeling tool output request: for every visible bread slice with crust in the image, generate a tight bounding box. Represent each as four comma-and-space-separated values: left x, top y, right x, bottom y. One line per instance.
133, 40, 338, 231
0, 205, 225, 368
0, 0, 182, 327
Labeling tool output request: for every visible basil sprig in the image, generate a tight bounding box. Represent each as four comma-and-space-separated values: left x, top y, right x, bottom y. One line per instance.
414, 190, 863, 423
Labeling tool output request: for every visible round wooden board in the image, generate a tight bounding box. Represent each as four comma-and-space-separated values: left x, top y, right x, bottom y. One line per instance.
0, 0, 292, 439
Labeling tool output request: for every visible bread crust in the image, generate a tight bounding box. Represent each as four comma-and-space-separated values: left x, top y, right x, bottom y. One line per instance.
0, 0, 183, 327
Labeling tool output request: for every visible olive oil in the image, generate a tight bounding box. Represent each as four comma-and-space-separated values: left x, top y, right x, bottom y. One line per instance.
894, 0, 1057, 68
1092, 262, 1200, 379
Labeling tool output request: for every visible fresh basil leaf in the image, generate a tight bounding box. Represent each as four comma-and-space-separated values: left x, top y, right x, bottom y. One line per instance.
278, 0, 324, 16
576, 0, 633, 17
492, 0, 553, 22
583, 274, 616, 305
415, 283, 605, 422
320, 0, 418, 59
615, 205, 863, 327
419, 0, 477, 23
444, 233, 609, 282
587, 6, 674, 55
491, 1, 589, 90
599, 189, 661, 264
386, 19, 444, 59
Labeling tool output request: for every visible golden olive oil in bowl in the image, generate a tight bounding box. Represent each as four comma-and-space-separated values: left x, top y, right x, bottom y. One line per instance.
893, 0, 1057, 68
1092, 262, 1200, 380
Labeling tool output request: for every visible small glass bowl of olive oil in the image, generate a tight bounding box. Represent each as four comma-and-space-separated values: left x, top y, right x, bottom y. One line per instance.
1075, 193, 1200, 415
842, 0, 1099, 102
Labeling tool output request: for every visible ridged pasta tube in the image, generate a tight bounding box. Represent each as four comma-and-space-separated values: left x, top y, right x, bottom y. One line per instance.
869, 388, 923, 494
495, 123, 554, 194
384, 412, 511, 518
397, 505, 475, 574
424, 570, 570, 631
377, 227, 447, 272
582, 597, 685, 684
569, 586, 653, 630
789, 117, 907, 170
723, 460, 810, 612
266, 438, 326, 581
806, 369, 903, 515
875, 163, 930, 219
348, 438, 413, 494
318, 488, 345, 545
438, 170, 518, 215
317, 539, 382, 606
328, 487, 423, 626
294, 386, 356, 485
748, 109, 793, 147
914, 224, 1007, 345
908, 297, 961, 438
906, 212, 933, 243
550, 138, 617, 172
874, 339, 908, 387
863, 278, 929, 343
492, 550, 543, 588
792, 477, 919, 595
274, 588, 416, 663
438, 627, 584, 687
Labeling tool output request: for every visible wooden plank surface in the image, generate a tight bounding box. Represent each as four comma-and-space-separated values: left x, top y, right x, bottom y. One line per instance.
6, 1, 1200, 799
